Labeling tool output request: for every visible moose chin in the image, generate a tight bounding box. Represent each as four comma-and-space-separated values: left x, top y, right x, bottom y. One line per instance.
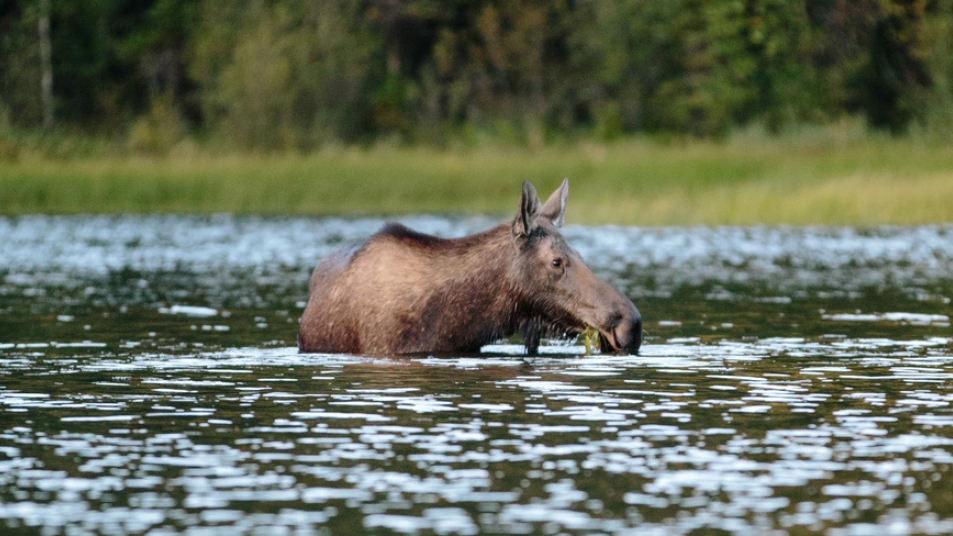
298, 179, 642, 356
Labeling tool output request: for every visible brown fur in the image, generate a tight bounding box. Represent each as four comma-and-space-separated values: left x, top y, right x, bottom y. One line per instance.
298, 180, 642, 355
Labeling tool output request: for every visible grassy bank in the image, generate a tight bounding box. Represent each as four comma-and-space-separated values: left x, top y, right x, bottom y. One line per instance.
2, 133, 953, 225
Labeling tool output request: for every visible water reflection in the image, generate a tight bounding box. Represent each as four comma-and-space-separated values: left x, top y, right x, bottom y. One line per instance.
2, 216, 953, 534
4, 337, 953, 534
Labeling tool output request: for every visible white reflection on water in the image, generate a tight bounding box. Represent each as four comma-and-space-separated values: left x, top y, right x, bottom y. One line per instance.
4, 217, 953, 534
4, 216, 953, 301
3, 336, 953, 534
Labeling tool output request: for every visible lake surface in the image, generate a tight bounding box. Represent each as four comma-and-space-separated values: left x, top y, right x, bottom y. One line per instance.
2, 215, 953, 535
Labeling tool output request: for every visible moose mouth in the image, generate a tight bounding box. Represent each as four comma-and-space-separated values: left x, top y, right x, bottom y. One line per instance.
577, 314, 642, 355
542, 311, 641, 355
595, 325, 626, 353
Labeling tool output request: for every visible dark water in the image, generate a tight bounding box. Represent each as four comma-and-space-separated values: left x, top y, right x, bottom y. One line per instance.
2, 215, 953, 535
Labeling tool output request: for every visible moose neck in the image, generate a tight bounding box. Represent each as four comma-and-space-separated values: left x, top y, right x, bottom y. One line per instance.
423, 223, 527, 349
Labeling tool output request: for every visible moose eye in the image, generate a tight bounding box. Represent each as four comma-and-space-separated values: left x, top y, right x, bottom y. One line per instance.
552, 258, 564, 269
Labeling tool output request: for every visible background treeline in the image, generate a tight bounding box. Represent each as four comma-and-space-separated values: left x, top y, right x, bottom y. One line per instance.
2, 0, 952, 154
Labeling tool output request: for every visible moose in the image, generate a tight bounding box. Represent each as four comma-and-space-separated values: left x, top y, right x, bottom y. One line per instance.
298, 179, 642, 356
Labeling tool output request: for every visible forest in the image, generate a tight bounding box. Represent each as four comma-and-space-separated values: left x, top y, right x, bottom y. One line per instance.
1, 0, 952, 154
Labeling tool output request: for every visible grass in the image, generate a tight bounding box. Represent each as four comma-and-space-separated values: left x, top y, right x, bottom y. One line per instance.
2, 128, 953, 225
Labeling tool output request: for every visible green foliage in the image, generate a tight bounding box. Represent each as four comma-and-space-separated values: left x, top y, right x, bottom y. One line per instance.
190, 0, 378, 150
854, 0, 932, 133
1, 1, 45, 127
921, 0, 953, 137
571, 0, 677, 133
127, 92, 189, 155
0, 107, 23, 162
1, 0, 951, 147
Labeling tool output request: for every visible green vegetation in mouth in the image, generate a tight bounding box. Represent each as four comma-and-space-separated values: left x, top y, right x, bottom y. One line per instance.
583, 326, 602, 356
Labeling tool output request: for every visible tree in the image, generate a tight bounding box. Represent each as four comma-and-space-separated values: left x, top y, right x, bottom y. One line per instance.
38, 0, 53, 130
190, 0, 379, 150
860, 0, 932, 132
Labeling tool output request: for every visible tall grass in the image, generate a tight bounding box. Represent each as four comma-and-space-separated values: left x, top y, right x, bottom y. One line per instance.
2, 129, 952, 225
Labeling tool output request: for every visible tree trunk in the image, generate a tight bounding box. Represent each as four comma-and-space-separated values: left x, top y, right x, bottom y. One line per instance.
38, 0, 54, 131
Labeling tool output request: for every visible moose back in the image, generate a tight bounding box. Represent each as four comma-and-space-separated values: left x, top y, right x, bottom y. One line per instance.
298, 179, 642, 355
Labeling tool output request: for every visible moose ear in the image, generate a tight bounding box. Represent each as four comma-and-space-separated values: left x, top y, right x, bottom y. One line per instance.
513, 180, 541, 238
539, 178, 568, 227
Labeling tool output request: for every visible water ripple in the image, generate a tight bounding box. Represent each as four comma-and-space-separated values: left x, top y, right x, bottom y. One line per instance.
4, 218, 953, 534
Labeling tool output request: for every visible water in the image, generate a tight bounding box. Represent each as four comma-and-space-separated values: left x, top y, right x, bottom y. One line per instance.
2, 215, 953, 535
